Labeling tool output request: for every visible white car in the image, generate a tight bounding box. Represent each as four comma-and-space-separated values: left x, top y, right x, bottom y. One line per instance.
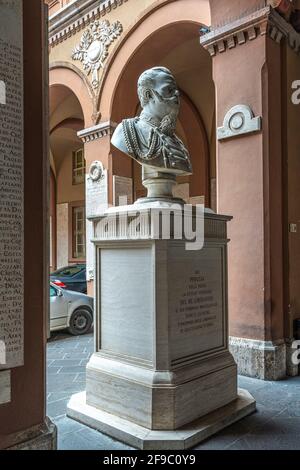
50, 283, 94, 335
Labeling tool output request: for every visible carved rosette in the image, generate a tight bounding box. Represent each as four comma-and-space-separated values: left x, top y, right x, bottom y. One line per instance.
71, 20, 123, 88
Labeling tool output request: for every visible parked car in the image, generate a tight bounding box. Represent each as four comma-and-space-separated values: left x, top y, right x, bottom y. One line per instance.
50, 264, 87, 293
50, 282, 93, 335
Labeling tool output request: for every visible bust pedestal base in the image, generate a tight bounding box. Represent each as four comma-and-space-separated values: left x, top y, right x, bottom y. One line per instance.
67, 389, 255, 450
67, 204, 256, 448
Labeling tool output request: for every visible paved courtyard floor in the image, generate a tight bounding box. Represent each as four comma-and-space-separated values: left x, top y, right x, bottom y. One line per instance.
47, 331, 300, 450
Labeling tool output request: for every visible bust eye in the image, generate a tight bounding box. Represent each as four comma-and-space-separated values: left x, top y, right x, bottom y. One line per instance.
165, 87, 175, 96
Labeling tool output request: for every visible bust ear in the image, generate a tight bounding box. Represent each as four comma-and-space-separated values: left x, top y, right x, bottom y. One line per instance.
143, 88, 153, 104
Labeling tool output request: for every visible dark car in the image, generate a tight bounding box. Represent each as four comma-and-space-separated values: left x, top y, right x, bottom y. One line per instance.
50, 264, 87, 294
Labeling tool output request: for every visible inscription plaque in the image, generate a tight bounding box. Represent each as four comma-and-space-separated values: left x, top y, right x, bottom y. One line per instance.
0, 0, 24, 369
113, 175, 133, 207
169, 245, 225, 362
86, 168, 108, 218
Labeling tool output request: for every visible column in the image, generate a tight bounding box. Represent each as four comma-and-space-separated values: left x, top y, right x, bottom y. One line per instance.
77, 122, 115, 295
201, 2, 299, 379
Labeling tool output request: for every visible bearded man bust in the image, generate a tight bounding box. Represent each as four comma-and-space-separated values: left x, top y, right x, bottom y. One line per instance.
111, 67, 192, 176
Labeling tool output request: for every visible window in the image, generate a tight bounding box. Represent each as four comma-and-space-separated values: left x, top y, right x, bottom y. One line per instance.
72, 148, 85, 185
50, 285, 57, 297
53, 265, 84, 277
72, 206, 86, 259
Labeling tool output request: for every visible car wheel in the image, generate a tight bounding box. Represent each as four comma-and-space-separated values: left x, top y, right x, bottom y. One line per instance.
68, 309, 93, 336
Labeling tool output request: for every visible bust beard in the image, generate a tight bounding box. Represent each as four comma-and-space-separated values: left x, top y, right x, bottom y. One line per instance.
140, 109, 178, 137
159, 112, 177, 136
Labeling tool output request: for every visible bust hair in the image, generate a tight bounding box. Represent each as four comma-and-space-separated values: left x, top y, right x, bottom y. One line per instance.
137, 67, 173, 107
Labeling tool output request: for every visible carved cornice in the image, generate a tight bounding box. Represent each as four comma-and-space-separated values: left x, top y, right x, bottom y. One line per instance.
77, 121, 117, 143
49, 0, 129, 48
201, 6, 300, 56
269, 7, 300, 52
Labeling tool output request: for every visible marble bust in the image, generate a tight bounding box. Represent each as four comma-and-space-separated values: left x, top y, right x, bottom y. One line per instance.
111, 67, 192, 175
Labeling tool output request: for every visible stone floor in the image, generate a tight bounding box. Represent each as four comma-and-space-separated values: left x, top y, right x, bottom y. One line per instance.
47, 331, 300, 450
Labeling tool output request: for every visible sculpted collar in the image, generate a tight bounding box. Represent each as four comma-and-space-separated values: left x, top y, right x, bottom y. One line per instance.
139, 111, 177, 137
139, 111, 161, 128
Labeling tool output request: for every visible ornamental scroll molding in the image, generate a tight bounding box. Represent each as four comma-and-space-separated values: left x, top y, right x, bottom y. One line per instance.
49, 0, 129, 48
217, 105, 262, 141
71, 20, 123, 88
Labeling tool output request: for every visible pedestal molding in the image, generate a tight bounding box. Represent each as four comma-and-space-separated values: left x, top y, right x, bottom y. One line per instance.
87, 350, 236, 387
91, 204, 230, 241
67, 389, 256, 450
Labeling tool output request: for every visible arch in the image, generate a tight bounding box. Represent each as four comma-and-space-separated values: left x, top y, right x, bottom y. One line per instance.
50, 118, 84, 136
97, 0, 211, 119
180, 92, 210, 203
50, 62, 95, 127
49, 148, 56, 177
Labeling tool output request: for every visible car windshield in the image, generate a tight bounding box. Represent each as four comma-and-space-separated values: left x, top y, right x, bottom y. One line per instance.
51, 266, 85, 277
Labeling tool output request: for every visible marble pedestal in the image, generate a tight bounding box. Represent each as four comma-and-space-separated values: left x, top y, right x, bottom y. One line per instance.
67, 203, 255, 449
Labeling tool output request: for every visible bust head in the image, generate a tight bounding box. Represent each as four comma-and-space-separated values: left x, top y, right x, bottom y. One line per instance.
137, 67, 180, 123
111, 66, 192, 178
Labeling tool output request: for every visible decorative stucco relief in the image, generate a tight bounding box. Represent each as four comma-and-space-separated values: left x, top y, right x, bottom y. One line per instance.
217, 105, 262, 141
89, 160, 104, 182
71, 20, 123, 88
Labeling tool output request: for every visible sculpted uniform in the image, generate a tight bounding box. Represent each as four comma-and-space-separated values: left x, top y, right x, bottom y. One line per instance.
120, 113, 192, 175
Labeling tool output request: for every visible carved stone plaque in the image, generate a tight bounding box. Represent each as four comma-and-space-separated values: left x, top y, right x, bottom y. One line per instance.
86, 166, 108, 218
113, 175, 133, 206
169, 245, 225, 363
0, 0, 24, 369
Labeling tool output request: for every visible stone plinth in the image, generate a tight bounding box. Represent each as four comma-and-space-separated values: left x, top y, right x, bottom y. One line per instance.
68, 389, 255, 450
67, 203, 255, 448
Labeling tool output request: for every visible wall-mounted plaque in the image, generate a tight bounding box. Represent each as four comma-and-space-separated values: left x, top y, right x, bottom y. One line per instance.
113, 175, 133, 207
0, 0, 24, 370
86, 166, 108, 281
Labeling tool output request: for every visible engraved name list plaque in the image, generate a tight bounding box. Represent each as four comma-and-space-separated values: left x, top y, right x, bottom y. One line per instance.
0, 0, 24, 370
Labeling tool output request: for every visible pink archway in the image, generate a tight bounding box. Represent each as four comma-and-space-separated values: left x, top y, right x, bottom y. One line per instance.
98, 0, 211, 119
50, 63, 95, 127
97, 0, 212, 203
